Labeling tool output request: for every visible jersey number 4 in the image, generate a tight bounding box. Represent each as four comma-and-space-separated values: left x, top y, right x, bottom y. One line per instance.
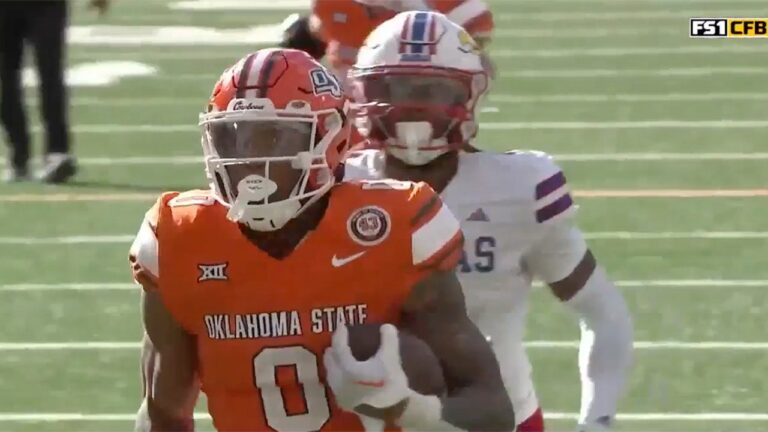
253, 346, 331, 431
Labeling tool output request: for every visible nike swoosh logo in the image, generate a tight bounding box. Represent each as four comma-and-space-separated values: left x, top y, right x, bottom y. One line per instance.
331, 251, 366, 267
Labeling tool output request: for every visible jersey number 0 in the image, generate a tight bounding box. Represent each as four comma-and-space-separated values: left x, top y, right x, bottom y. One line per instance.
253, 347, 331, 431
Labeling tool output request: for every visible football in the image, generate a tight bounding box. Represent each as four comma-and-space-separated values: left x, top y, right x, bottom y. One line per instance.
346, 323, 446, 396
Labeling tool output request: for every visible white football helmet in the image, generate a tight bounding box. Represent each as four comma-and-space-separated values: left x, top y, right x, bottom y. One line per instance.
349, 11, 489, 165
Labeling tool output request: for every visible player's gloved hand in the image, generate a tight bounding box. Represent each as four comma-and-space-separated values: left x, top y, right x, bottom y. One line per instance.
278, 13, 327, 60
323, 324, 411, 421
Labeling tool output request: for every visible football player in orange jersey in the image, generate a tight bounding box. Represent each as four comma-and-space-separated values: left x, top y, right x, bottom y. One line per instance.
129, 48, 515, 432
280, 0, 494, 81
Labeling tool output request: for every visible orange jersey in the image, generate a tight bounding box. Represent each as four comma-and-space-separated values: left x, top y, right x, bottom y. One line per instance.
312, 0, 494, 69
129, 181, 462, 431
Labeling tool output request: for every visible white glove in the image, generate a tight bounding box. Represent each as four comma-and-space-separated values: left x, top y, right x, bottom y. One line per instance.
323, 324, 411, 413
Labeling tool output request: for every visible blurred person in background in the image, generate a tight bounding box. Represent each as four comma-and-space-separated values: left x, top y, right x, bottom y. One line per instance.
0, 0, 108, 183
280, 0, 494, 149
280, 0, 495, 85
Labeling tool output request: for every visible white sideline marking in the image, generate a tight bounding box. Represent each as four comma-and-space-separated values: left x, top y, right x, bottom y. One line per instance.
1, 411, 767, 422
0, 341, 766, 351
30, 120, 768, 134
3, 279, 766, 292
502, 67, 768, 78
66, 152, 768, 166
23, 61, 157, 88
490, 92, 768, 103
3, 231, 767, 245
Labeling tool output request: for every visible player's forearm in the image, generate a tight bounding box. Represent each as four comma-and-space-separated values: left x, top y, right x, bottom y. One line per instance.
568, 267, 634, 425
398, 387, 516, 431
135, 399, 194, 432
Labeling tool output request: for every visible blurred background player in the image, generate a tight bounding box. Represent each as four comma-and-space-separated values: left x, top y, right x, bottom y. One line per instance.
280, 0, 494, 82
129, 48, 515, 432
0, 0, 108, 183
280, 0, 494, 149
343, 11, 634, 432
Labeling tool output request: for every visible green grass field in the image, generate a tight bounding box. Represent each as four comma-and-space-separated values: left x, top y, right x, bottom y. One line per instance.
1, 0, 767, 430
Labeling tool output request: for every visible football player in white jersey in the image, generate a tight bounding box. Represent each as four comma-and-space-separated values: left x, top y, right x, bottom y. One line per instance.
342, 11, 634, 432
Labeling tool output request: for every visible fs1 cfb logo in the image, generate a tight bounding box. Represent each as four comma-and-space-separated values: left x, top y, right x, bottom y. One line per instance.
690, 18, 768, 38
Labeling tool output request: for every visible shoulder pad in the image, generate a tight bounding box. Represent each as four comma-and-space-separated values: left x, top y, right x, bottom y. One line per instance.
498, 150, 577, 224
343, 149, 384, 181
167, 190, 216, 207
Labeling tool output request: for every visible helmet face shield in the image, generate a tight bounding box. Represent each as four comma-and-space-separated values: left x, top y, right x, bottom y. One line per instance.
201, 111, 337, 231
203, 119, 317, 204
362, 74, 470, 106
349, 68, 476, 164
205, 120, 313, 160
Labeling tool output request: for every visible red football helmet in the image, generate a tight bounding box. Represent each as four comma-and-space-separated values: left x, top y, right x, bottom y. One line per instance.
200, 48, 350, 231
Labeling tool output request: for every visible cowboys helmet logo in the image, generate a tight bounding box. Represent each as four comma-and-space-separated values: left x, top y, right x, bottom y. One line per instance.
347, 206, 391, 246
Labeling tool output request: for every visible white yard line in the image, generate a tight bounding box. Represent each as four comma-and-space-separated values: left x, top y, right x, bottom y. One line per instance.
169, 66, 768, 81
3, 279, 766, 292
1, 411, 767, 422
2, 231, 767, 245
65, 153, 768, 166
494, 27, 681, 38
497, 10, 768, 21
26, 93, 768, 106
575, 189, 768, 197
1, 341, 768, 351
501, 67, 768, 78
480, 120, 768, 129
492, 46, 768, 58
28, 120, 768, 134
490, 92, 768, 103
495, 0, 768, 3
584, 231, 768, 240
69, 45, 768, 60
2, 189, 766, 203
0, 283, 136, 291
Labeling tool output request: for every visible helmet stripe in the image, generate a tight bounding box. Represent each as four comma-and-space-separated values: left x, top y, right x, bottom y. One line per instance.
236, 53, 257, 98
256, 51, 279, 98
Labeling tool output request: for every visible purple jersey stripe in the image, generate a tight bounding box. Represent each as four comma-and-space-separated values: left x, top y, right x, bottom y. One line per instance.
535, 171, 566, 200
536, 193, 573, 223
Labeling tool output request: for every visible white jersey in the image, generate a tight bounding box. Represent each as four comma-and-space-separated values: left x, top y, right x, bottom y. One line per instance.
344, 149, 583, 422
